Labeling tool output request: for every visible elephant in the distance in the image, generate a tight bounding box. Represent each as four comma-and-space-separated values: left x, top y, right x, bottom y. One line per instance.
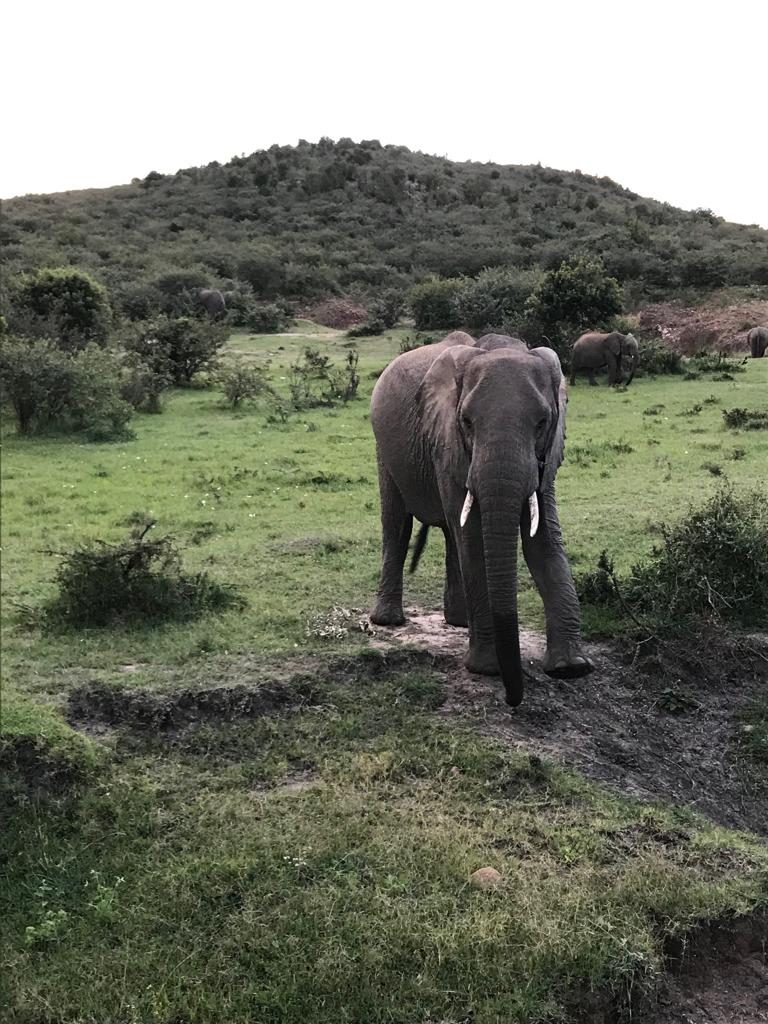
199, 288, 226, 319
569, 331, 639, 386
748, 326, 768, 358
370, 331, 593, 707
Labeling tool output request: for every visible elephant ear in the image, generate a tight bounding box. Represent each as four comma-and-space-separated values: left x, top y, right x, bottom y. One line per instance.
530, 346, 567, 484
418, 346, 486, 482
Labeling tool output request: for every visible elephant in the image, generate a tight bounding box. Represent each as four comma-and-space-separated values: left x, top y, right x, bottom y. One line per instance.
748, 326, 768, 358
370, 331, 593, 707
569, 331, 639, 386
198, 288, 226, 319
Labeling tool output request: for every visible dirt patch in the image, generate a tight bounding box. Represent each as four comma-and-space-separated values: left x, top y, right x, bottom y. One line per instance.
644, 913, 768, 1023
638, 299, 768, 355
66, 647, 448, 734
372, 608, 768, 836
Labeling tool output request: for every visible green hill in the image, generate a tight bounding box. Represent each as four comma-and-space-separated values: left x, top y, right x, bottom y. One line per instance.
3, 138, 767, 313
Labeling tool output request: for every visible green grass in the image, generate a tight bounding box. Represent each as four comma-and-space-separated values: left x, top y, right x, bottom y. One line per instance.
2, 329, 766, 695
3, 671, 768, 1024
2, 329, 768, 1021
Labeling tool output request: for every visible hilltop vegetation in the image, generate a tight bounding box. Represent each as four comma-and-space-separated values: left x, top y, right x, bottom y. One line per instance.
3, 139, 768, 321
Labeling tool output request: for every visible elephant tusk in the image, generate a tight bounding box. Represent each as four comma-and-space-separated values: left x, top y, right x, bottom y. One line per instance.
528, 492, 540, 537
460, 491, 474, 527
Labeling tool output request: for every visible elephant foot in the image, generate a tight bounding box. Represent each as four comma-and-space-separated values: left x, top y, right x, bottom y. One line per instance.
445, 611, 469, 628
542, 645, 594, 679
464, 644, 500, 676
370, 601, 406, 627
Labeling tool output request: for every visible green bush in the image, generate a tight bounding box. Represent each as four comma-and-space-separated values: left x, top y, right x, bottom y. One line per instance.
348, 291, 404, 336
0, 338, 133, 439
124, 316, 227, 385
722, 407, 768, 430
636, 338, 683, 376
288, 347, 360, 409
626, 487, 768, 628
10, 268, 111, 350
240, 302, 289, 333
687, 351, 746, 376
41, 523, 245, 629
119, 353, 171, 413
217, 361, 274, 408
454, 266, 540, 332
408, 277, 463, 331
524, 256, 623, 359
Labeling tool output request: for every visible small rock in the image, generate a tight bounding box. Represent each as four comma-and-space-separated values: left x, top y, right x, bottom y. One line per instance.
469, 867, 502, 890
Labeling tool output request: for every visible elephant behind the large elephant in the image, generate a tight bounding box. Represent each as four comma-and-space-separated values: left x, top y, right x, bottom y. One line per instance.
370, 331, 592, 706
570, 331, 639, 386
748, 326, 768, 358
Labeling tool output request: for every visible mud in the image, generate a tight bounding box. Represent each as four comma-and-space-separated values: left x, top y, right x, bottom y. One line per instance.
373, 609, 768, 836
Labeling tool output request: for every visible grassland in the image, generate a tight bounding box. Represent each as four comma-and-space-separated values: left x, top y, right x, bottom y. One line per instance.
2, 328, 768, 1022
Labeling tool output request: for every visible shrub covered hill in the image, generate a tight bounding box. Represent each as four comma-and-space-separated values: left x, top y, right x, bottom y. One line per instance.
3, 137, 768, 315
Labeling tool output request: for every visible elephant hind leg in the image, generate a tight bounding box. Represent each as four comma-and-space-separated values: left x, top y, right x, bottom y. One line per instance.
442, 529, 468, 627
371, 464, 412, 626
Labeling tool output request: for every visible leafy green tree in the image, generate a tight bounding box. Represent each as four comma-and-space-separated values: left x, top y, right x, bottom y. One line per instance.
524, 256, 623, 356
11, 268, 111, 350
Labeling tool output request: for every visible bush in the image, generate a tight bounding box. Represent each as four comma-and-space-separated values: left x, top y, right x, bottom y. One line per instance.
119, 353, 171, 413
408, 277, 464, 331
41, 522, 244, 628
636, 338, 683, 376
454, 266, 540, 333
347, 291, 404, 336
10, 268, 111, 350
687, 351, 746, 376
217, 361, 274, 408
0, 338, 133, 439
626, 487, 768, 628
288, 347, 360, 409
240, 302, 290, 334
124, 316, 227, 385
524, 256, 623, 360
722, 407, 768, 430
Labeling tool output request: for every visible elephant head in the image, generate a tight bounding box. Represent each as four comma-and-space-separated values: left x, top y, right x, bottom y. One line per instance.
621, 333, 639, 383
418, 345, 566, 704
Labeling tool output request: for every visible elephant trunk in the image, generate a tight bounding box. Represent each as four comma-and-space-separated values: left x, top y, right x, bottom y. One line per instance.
478, 471, 528, 706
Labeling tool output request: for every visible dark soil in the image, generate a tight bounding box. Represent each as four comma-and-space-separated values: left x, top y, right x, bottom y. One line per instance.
373, 610, 768, 837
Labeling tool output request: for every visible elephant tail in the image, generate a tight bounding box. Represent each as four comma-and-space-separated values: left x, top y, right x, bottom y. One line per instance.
409, 523, 430, 574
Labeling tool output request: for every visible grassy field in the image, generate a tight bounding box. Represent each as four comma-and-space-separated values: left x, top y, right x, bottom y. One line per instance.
2, 328, 768, 1022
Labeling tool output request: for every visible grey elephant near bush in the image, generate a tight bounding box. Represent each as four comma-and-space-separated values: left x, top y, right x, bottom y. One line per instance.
569, 331, 639, 386
370, 331, 593, 707
748, 326, 768, 358
199, 288, 226, 318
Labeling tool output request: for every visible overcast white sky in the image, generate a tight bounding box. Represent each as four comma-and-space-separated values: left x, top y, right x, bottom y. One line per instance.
3, 0, 766, 226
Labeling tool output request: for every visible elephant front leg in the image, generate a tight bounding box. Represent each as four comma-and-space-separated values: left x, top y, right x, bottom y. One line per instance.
442, 528, 468, 627
521, 488, 593, 679
588, 369, 598, 386
370, 465, 413, 626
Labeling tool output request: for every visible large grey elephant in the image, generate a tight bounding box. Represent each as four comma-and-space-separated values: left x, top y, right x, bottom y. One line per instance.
199, 288, 226, 319
370, 331, 593, 707
570, 331, 639, 386
748, 326, 768, 358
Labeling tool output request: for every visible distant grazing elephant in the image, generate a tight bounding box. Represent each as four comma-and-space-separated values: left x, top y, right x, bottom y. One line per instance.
370, 331, 593, 707
748, 326, 768, 358
199, 288, 226, 319
570, 331, 639, 386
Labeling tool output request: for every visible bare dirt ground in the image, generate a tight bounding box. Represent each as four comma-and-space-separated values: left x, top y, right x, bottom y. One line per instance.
638, 299, 768, 355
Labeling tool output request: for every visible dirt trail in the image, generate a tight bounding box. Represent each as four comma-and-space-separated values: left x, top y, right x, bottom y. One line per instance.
372, 609, 768, 837
638, 299, 768, 354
